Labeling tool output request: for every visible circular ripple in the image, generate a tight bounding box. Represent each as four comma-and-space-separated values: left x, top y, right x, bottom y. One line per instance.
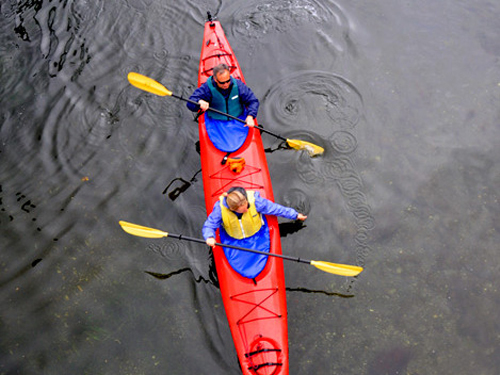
282, 188, 312, 215
262, 71, 363, 136
320, 156, 356, 180
147, 241, 187, 262
330, 130, 357, 154
21, 4, 199, 182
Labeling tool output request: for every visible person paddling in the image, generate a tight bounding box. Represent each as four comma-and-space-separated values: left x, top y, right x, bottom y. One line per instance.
186, 63, 259, 128
202, 187, 307, 279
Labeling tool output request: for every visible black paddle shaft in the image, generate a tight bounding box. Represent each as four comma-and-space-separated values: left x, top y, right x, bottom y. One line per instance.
168, 232, 311, 265
171, 94, 287, 141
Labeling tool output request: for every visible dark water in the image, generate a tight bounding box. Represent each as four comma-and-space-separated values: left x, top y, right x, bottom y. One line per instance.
1, 0, 499, 374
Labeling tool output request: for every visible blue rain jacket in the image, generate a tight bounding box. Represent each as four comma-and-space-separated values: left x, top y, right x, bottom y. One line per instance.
187, 78, 259, 152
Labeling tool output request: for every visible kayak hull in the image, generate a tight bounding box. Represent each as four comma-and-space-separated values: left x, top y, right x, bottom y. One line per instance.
197, 19, 289, 375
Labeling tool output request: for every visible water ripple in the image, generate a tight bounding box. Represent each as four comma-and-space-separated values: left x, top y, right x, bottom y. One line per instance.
230, 0, 346, 37
226, 0, 357, 62
262, 70, 372, 294
263, 70, 363, 134
148, 241, 187, 263
282, 188, 311, 215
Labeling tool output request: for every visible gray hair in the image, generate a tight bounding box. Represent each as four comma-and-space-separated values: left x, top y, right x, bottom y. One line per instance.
213, 63, 230, 77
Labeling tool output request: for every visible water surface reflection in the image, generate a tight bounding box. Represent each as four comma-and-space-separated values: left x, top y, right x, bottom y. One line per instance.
1, 0, 499, 374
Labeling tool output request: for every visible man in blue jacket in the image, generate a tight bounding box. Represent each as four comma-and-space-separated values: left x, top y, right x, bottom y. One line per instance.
202, 187, 307, 279
186, 63, 259, 128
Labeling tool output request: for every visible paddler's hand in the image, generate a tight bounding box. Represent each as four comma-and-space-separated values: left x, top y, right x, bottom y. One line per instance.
296, 213, 307, 221
206, 237, 216, 248
198, 100, 209, 112
245, 115, 255, 127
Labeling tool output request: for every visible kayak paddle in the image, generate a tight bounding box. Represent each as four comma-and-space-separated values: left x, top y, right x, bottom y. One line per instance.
119, 221, 363, 277
127, 72, 324, 157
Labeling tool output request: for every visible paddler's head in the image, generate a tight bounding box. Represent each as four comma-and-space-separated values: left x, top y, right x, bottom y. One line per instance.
213, 63, 231, 89
226, 187, 249, 213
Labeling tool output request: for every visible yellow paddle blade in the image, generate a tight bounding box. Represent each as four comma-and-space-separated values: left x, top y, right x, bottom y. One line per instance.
286, 139, 324, 157
127, 72, 172, 97
119, 221, 169, 239
310, 260, 363, 277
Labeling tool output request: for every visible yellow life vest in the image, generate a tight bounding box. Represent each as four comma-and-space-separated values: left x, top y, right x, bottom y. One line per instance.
220, 191, 263, 239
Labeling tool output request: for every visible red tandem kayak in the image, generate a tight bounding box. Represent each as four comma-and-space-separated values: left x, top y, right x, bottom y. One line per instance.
197, 14, 289, 375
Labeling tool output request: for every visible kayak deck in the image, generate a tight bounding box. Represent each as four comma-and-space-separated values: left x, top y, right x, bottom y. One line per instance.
197, 17, 289, 375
